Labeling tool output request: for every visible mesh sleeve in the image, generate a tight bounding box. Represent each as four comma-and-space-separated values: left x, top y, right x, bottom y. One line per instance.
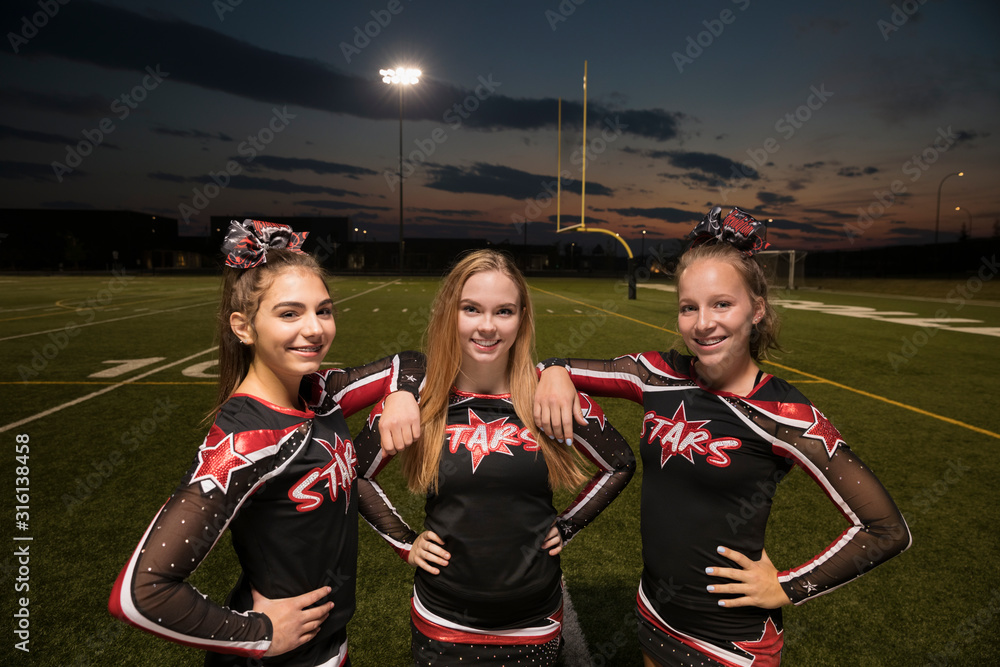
304, 350, 425, 418
109, 418, 312, 656
354, 402, 418, 562
769, 407, 912, 605
555, 393, 636, 543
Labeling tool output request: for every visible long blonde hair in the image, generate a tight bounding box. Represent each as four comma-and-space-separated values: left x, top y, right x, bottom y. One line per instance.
207, 249, 328, 422
404, 250, 586, 493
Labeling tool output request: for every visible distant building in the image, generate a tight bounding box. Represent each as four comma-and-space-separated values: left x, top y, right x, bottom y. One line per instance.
0, 209, 201, 271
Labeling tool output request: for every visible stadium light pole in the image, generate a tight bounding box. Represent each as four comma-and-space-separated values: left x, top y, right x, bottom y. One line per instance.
935, 171, 963, 244
956, 206, 973, 239
380, 67, 421, 273
640, 229, 646, 260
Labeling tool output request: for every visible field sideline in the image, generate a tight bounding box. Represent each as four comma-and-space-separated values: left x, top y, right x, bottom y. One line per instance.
1, 272, 997, 666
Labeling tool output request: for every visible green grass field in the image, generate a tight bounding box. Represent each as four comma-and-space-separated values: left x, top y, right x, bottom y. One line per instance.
1, 271, 998, 666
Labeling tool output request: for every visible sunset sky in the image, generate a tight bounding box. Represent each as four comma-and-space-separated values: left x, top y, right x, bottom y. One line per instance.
2, 0, 997, 251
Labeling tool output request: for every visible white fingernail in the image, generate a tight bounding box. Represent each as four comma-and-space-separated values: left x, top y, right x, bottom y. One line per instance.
565, 438, 573, 446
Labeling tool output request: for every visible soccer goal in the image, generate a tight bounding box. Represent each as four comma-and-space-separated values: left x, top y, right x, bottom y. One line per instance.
757, 249, 807, 290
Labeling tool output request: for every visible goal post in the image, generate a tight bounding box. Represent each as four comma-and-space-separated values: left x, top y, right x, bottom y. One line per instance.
756, 249, 807, 290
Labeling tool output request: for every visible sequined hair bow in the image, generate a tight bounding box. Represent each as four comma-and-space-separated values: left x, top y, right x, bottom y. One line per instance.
688, 206, 772, 257
221, 219, 309, 268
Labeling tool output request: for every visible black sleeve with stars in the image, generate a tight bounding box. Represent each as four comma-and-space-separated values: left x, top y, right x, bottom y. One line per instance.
109, 397, 313, 659
745, 381, 913, 604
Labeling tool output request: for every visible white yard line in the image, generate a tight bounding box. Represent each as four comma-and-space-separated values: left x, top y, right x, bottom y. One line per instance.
0, 279, 402, 432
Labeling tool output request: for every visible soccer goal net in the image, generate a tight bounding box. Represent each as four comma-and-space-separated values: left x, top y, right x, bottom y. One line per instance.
756, 249, 807, 290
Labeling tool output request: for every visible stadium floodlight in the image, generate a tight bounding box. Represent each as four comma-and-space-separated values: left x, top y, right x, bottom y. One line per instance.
934, 171, 964, 244
380, 67, 421, 272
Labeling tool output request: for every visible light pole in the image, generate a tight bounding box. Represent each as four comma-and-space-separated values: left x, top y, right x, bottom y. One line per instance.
380, 67, 420, 273
640, 229, 646, 260
956, 206, 973, 239
935, 171, 964, 244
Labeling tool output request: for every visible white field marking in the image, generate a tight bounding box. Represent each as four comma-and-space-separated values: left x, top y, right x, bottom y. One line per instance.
810, 287, 1000, 307
90, 358, 167, 378
341, 307, 351, 312
773, 298, 1000, 337
0, 348, 214, 433
574, 309, 583, 313
560, 584, 594, 667
0, 279, 401, 433
182, 359, 218, 378
372, 308, 380, 312
638, 283, 677, 293
546, 309, 555, 313
134, 308, 150, 311
0, 304, 68, 313
402, 308, 408, 312
0, 301, 216, 342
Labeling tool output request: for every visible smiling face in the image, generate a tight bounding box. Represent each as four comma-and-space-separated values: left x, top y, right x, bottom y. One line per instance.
456, 270, 522, 387
677, 257, 764, 386
239, 267, 335, 393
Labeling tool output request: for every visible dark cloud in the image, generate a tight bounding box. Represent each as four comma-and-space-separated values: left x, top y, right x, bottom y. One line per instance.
802, 161, 826, 169
424, 162, 613, 199
0, 123, 86, 147
148, 171, 364, 197
243, 155, 378, 179
631, 148, 758, 181
295, 199, 390, 211
757, 192, 796, 206
18, 2, 685, 141
952, 129, 990, 148
0, 160, 67, 182
837, 166, 879, 177
764, 217, 840, 237
411, 207, 483, 216
0, 86, 109, 116
786, 179, 808, 191
607, 207, 699, 224
148, 171, 187, 183
802, 207, 855, 220
150, 126, 233, 142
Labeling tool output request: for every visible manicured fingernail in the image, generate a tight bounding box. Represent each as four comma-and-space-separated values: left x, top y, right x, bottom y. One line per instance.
717, 546, 725, 554
565, 438, 573, 446
718, 600, 726, 607
705, 567, 714, 574
706, 585, 715, 592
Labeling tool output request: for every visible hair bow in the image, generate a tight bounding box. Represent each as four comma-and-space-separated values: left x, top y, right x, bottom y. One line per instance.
221, 219, 309, 268
688, 205, 772, 257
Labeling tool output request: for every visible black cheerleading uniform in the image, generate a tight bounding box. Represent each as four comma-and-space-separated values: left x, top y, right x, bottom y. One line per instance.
540, 351, 911, 667
355, 388, 635, 665
109, 353, 422, 666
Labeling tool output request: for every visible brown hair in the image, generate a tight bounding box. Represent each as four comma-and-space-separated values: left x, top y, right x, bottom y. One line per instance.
675, 243, 781, 360
206, 249, 328, 421
403, 249, 587, 493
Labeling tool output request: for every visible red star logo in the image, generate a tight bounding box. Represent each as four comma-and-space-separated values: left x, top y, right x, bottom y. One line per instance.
732, 616, 783, 667
644, 403, 711, 466
190, 425, 253, 493
447, 409, 536, 473
802, 406, 845, 459
578, 394, 606, 430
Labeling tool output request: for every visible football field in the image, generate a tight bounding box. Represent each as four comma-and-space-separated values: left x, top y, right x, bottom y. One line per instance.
1, 271, 998, 666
